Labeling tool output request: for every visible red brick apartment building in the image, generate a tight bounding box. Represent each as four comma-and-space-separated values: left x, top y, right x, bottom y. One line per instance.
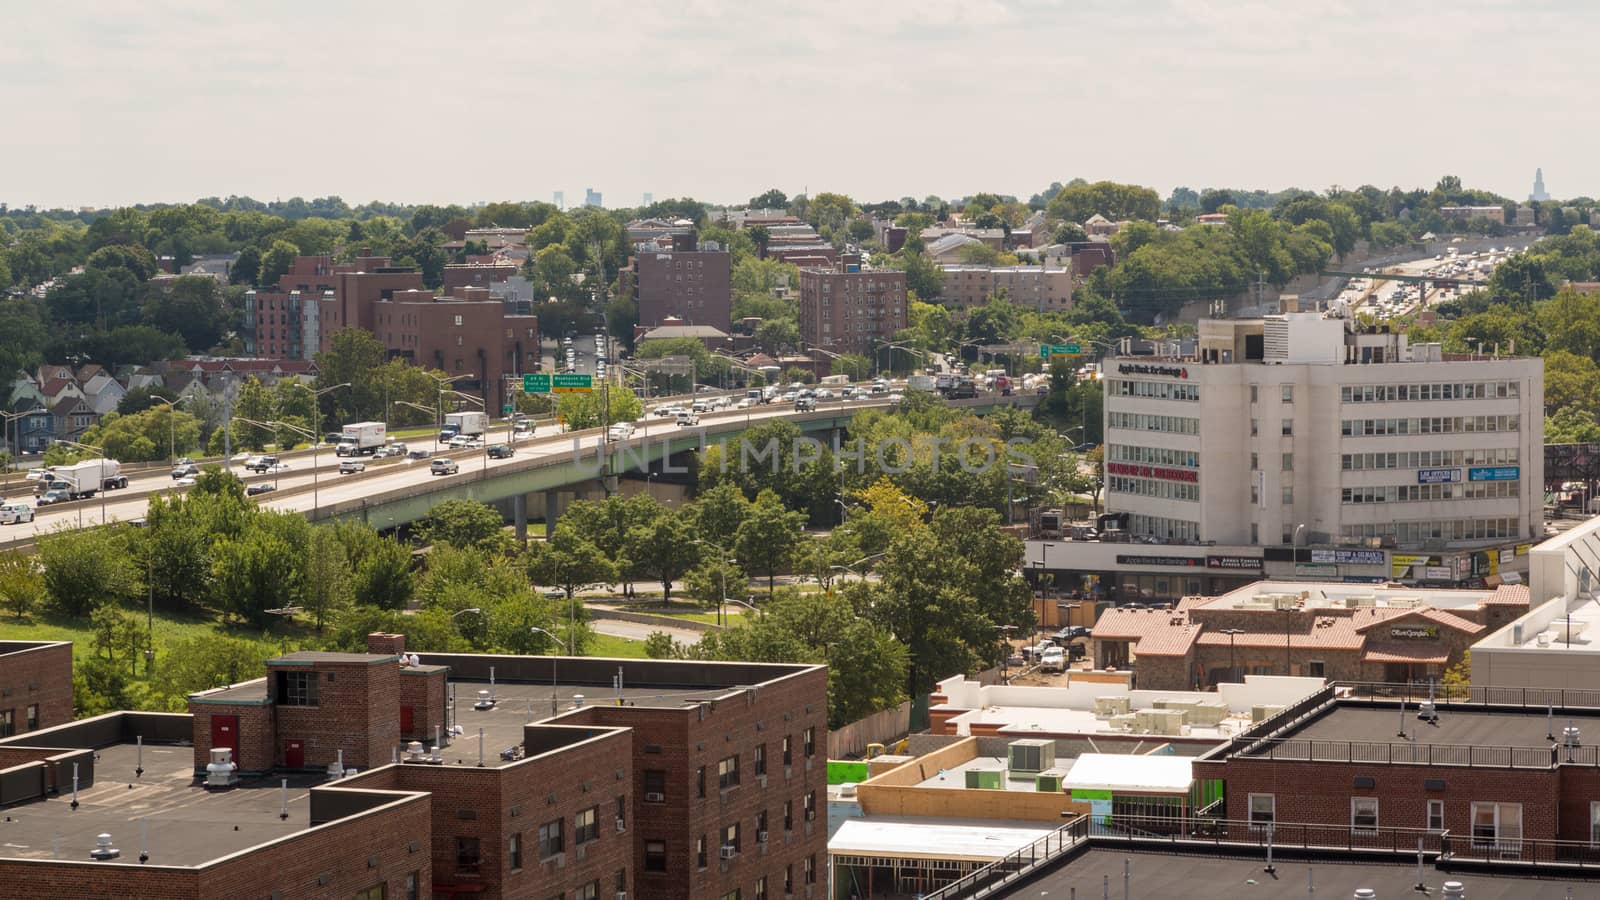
0, 641, 73, 736
248, 255, 539, 413
618, 246, 733, 332
798, 263, 908, 357
0, 634, 826, 899
1194, 683, 1600, 852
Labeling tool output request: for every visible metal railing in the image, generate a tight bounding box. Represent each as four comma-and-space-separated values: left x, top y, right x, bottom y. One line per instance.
1096, 815, 1449, 856
920, 815, 1091, 900
1339, 681, 1600, 710
1241, 737, 1599, 769
1444, 832, 1600, 868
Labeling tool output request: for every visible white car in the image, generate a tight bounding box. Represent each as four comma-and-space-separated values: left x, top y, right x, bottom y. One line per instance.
0, 503, 34, 524
1039, 647, 1066, 673
676, 412, 700, 427
265, 463, 291, 474
174, 476, 198, 487
607, 423, 635, 441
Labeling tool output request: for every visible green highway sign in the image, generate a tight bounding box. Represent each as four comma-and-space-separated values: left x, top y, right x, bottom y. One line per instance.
552, 373, 594, 394
522, 373, 551, 393
1040, 343, 1082, 358
502, 404, 514, 414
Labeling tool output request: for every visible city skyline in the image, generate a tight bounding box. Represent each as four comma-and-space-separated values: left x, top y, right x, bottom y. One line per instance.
0, 1, 1587, 209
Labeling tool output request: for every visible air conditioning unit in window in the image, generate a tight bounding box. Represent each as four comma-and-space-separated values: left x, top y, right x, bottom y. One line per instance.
805, 810, 815, 822
616, 818, 627, 833
720, 845, 737, 859
757, 830, 769, 843
645, 792, 665, 803
617, 893, 627, 900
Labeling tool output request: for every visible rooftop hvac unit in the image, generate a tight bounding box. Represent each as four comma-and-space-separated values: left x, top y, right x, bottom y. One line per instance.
1136, 709, 1186, 735
965, 769, 1003, 790
1095, 696, 1132, 717
1007, 739, 1056, 774
1252, 705, 1285, 723
838, 783, 857, 799
1035, 774, 1063, 793
1272, 594, 1301, 610
205, 747, 238, 790
1345, 595, 1377, 608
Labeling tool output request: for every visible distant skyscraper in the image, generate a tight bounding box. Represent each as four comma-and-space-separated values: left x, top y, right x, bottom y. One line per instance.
552, 191, 565, 210
642, 192, 654, 206
584, 188, 602, 208
1530, 168, 1551, 202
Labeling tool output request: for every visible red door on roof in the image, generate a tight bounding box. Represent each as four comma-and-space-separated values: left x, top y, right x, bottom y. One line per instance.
400, 704, 414, 736
210, 715, 238, 752
285, 739, 304, 768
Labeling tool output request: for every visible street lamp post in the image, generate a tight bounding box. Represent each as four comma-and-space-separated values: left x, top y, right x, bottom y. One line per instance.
528, 627, 569, 718
1220, 628, 1246, 684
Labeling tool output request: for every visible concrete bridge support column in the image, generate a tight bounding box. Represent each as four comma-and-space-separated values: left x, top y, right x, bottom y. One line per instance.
544, 489, 565, 537
512, 493, 527, 549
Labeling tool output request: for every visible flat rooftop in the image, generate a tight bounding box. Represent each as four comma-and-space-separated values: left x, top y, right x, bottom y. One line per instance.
1205, 580, 1514, 612
829, 817, 1053, 863
0, 743, 318, 866
941, 705, 1251, 742
1266, 706, 1595, 751
1002, 849, 1597, 899
441, 677, 736, 768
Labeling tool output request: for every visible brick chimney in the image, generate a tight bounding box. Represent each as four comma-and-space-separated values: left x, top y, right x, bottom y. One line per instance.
367, 632, 406, 656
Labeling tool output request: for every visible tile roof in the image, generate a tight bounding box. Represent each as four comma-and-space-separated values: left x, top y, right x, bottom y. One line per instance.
1091, 608, 1200, 657
1484, 584, 1531, 605
1362, 645, 1449, 664
1355, 608, 1484, 636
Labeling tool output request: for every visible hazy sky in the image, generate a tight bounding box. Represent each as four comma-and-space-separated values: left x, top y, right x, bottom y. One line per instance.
1, 0, 1585, 209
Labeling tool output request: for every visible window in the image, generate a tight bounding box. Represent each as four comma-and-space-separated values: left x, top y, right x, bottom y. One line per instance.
1307, 660, 1325, 679
1250, 452, 1258, 471
754, 743, 767, 776
782, 735, 793, 766
805, 854, 817, 884
785, 864, 794, 893
615, 868, 627, 893
644, 840, 667, 872
1282, 486, 1294, 505
643, 769, 666, 802
803, 727, 815, 757
784, 799, 794, 831
697, 766, 707, 798
718, 755, 740, 789
755, 876, 767, 900
356, 885, 386, 900
454, 315, 464, 326
804, 791, 817, 822
538, 818, 565, 859
405, 871, 419, 900
1472, 802, 1522, 850
1429, 800, 1445, 833
509, 831, 523, 870
757, 809, 769, 838
276, 670, 318, 706
576, 881, 599, 900
721, 892, 741, 900
0, 709, 12, 739
1281, 418, 1293, 436
1281, 384, 1293, 403
576, 807, 599, 844
1281, 453, 1293, 472
24, 704, 37, 732
1249, 794, 1275, 828
1250, 385, 1258, 404
1250, 418, 1258, 437
1351, 797, 1379, 834
723, 822, 741, 853
456, 837, 482, 873
616, 794, 627, 831
696, 834, 707, 869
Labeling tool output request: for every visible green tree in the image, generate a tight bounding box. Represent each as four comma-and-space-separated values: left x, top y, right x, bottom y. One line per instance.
415, 499, 512, 554
1546, 405, 1600, 444
148, 635, 274, 711
626, 512, 699, 604
749, 189, 788, 209
38, 527, 138, 617
211, 511, 308, 626
556, 387, 642, 431
258, 239, 300, 287
735, 489, 805, 597
0, 550, 42, 620
1048, 181, 1161, 223
528, 532, 618, 604
691, 481, 750, 548
0, 298, 48, 378
144, 276, 230, 352
303, 526, 352, 632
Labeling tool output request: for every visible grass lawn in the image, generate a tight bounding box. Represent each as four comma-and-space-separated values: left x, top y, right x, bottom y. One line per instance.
0, 606, 299, 661
585, 633, 649, 659
608, 605, 722, 625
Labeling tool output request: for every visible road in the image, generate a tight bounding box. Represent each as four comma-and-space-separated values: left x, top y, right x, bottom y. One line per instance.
589, 619, 703, 644
0, 388, 911, 543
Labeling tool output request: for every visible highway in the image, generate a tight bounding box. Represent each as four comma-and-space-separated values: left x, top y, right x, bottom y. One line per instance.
0, 391, 905, 543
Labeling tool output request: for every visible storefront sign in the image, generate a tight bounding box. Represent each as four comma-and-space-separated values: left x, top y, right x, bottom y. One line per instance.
1207, 555, 1263, 571
1295, 564, 1337, 577
1417, 468, 1462, 484
1390, 554, 1438, 578
1468, 466, 1519, 482
1515, 544, 1532, 556
1117, 363, 1189, 379
1106, 462, 1199, 483
1310, 549, 1386, 566
1115, 555, 1202, 568
1499, 549, 1515, 565
1391, 625, 1440, 640
1424, 566, 1454, 581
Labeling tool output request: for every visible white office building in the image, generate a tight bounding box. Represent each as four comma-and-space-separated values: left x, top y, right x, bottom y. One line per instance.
1101, 312, 1544, 550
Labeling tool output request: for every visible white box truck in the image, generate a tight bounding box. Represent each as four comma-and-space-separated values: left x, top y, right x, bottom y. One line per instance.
907, 374, 937, 392
337, 422, 387, 456
35, 458, 126, 499
440, 411, 488, 441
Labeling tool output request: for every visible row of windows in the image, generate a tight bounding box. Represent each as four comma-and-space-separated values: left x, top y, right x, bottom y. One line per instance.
1248, 795, 1533, 849
1341, 448, 1520, 471
1341, 481, 1520, 504
646, 730, 814, 804
1127, 514, 1200, 543
687, 794, 819, 867
1109, 444, 1200, 468
1109, 380, 1200, 401
1341, 517, 1524, 543
1340, 381, 1521, 403
1109, 476, 1199, 502
1340, 416, 1520, 437
1108, 412, 1200, 435
0, 705, 39, 738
